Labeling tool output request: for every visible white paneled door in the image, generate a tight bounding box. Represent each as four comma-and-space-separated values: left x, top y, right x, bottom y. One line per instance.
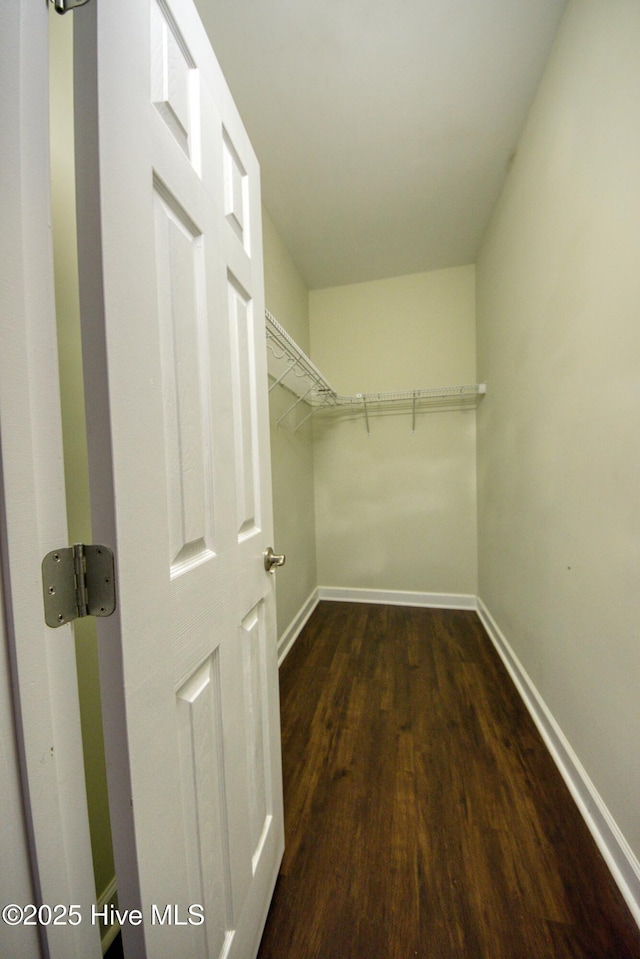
74, 1, 284, 957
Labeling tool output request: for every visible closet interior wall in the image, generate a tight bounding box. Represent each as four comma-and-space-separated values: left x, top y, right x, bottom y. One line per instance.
262, 208, 318, 644
476, 0, 640, 882
309, 266, 478, 599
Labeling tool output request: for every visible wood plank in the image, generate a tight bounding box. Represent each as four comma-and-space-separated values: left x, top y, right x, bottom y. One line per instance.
257, 602, 640, 959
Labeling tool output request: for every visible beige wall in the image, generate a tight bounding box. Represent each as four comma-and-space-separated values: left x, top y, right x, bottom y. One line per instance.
262, 208, 318, 640
49, 10, 115, 908
477, 0, 640, 861
310, 267, 477, 596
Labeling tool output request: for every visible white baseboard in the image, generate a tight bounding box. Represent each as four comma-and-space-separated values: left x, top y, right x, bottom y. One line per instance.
277, 589, 320, 666
317, 586, 477, 610
97, 875, 119, 953
277, 587, 476, 667
477, 597, 640, 928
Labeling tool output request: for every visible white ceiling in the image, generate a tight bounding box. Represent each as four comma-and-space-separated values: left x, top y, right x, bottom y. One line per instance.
195, 0, 568, 290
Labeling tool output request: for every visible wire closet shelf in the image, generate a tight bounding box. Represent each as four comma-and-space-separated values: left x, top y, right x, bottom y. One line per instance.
265, 310, 486, 434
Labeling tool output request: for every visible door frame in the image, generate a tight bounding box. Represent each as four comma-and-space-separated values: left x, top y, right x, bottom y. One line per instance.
0, 3, 100, 957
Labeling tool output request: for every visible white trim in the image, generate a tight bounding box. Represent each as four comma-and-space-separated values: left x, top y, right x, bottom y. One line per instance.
317, 586, 477, 610
477, 596, 640, 928
97, 876, 119, 952
277, 589, 320, 666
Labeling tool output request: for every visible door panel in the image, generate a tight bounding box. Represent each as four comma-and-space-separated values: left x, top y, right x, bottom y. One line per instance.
150, 0, 199, 164
74, 1, 283, 956
223, 131, 249, 246
229, 278, 261, 538
176, 648, 234, 959
153, 183, 215, 573
241, 600, 273, 868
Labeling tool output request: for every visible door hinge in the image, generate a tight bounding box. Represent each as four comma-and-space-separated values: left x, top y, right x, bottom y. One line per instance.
49, 0, 92, 14
42, 545, 116, 628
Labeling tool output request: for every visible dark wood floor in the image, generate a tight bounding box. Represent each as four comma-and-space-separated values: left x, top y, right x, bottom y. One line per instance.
257, 601, 640, 959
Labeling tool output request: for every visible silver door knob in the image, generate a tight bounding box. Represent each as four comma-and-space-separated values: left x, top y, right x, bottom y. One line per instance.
264, 547, 286, 574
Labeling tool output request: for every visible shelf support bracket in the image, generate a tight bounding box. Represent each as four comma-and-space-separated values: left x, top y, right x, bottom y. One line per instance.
276, 386, 314, 428
363, 397, 370, 436
268, 360, 295, 392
